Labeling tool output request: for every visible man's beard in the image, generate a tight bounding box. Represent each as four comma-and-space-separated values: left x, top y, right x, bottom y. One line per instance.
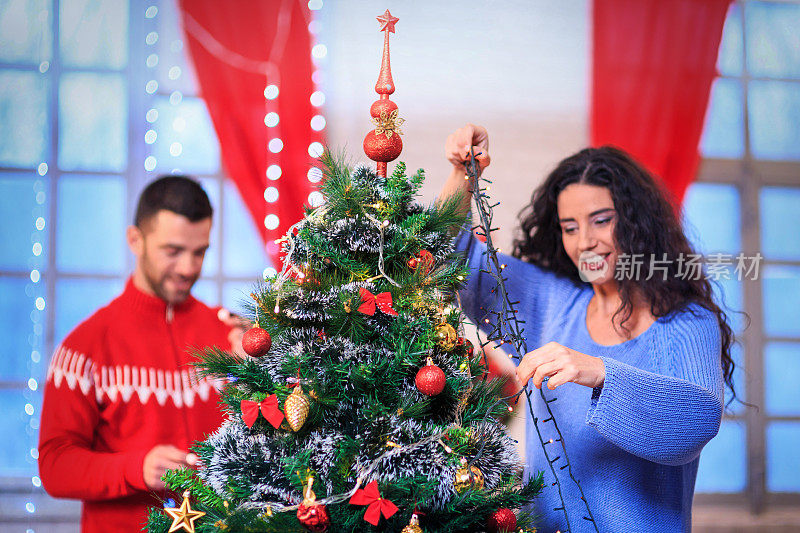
141, 254, 197, 305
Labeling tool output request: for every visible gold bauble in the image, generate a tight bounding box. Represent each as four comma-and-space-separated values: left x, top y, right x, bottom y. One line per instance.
401, 513, 423, 533
453, 458, 484, 493
284, 387, 310, 432
434, 323, 457, 351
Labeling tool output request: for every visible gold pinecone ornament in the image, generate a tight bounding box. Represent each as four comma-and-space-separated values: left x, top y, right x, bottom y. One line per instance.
401, 513, 423, 533
284, 386, 310, 432
454, 457, 485, 493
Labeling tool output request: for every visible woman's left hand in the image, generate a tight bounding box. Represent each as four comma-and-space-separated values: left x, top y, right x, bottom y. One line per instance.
516, 341, 606, 390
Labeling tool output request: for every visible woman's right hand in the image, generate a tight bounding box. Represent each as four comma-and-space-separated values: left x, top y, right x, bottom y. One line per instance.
444, 123, 491, 171
439, 124, 492, 217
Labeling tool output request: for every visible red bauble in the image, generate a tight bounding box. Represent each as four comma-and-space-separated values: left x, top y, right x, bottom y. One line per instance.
415, 358, 446, 397
370, 99, 398, 118
363, 130, 403, 162
242, 327, 271, 358
457, 337, 475, 358
408, 250, 434, 275
486, 508, 517, 533
297, 502, 330, 532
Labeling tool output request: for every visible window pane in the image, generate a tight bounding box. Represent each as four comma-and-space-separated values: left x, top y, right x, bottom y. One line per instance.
223, 181, 270, 277
700, 78, 744, 158
224, 281, 255, 316
682, 183, 741, 256
746, 1, 800, 79
198, 177, 220, 277
59, 0, 128, 69
0, 0, 52, 63
59, 73, 127, 172
56, 176, 127, 274
767, 422, 800, 492
155, 0, 199, 95
728, 342, 745, 415
0, 390, 37, 476
0, 276, 45, 381
760, 187, 800, 261
0, 176, 48, 271
151, 96, 220, 174
748, 81, 800, 161
713, 277, 745, 335
0, 70, 48, 167
192, 279, 219, 307
717, 3, 742, 77
762, 265, 800, 338
765, 342, 800, 416
695, 420, 746, 493
55, 278, 123, 345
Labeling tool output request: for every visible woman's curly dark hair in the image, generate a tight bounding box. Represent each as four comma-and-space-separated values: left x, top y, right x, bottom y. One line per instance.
512, 145, 738, 404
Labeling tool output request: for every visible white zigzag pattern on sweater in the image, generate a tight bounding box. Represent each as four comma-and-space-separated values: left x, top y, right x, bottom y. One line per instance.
46, 344, 222, 408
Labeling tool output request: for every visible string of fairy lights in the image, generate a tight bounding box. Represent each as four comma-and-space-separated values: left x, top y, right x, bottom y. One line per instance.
464, 149, 598, 533
142, 2, 184, 177
24, 173, 47, 529
264, 0, 328, 271
20, 3, 52, 529
178, 0, 328, 279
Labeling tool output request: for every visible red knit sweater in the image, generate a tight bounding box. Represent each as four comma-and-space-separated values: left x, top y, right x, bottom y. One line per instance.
38, 279, 232, 532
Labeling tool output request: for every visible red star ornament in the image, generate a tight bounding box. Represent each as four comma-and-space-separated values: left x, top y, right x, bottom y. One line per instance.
376, 9, 399, 33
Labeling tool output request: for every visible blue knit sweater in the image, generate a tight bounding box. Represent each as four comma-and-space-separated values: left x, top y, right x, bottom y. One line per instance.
456, 230, 724, 532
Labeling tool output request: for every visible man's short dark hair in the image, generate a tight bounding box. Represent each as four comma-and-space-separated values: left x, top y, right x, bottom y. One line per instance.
134, 175, 213, 228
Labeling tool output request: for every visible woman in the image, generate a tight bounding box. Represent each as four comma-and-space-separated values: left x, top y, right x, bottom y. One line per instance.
441, 125, 734, 532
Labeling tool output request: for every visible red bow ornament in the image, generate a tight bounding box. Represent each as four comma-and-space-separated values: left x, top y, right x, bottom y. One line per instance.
241, 394, 284, 428
357, 287, 399, 316
349, 480, 399, 526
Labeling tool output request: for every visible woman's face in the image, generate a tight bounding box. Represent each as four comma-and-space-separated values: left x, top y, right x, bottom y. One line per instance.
556, 183, 619, 286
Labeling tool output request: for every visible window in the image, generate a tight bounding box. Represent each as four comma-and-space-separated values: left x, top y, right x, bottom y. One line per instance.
0, 0, 270, 524
685, 0, 800, 510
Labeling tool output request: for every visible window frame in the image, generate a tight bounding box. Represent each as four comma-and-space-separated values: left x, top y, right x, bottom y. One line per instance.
692, 0, 800, 512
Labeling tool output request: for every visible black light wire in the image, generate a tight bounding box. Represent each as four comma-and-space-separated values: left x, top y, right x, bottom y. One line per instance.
464, 148, 598, 532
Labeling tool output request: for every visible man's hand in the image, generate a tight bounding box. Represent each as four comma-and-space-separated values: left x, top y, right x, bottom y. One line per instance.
444, 123, 491, 170
516, 342, 606, 391
218, 308, 248, 358
142, 445, 197, 490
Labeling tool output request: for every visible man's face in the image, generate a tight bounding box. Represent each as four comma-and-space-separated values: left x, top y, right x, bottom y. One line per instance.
129, 210, 211, 305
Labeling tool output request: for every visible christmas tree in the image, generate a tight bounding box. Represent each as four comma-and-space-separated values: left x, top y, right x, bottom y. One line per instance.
147, 10, 542, 533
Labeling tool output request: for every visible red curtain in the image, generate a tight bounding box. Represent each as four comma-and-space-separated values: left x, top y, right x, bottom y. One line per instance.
179, 0, 322, 265
591, 0, 730, 205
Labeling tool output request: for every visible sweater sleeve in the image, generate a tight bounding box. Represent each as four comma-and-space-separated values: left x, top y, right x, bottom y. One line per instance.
38, 342, 150, 500
585, 306, 724, 466
456, 228, 578, 348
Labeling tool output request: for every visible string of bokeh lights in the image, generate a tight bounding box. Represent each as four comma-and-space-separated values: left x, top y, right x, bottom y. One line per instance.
142, 1, 328, 280
19, 5, 51, 530
143, 3, 186, 176
263, 0, 328, 279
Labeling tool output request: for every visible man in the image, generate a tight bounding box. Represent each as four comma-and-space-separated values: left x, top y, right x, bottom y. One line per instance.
39, 176, 243, 532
